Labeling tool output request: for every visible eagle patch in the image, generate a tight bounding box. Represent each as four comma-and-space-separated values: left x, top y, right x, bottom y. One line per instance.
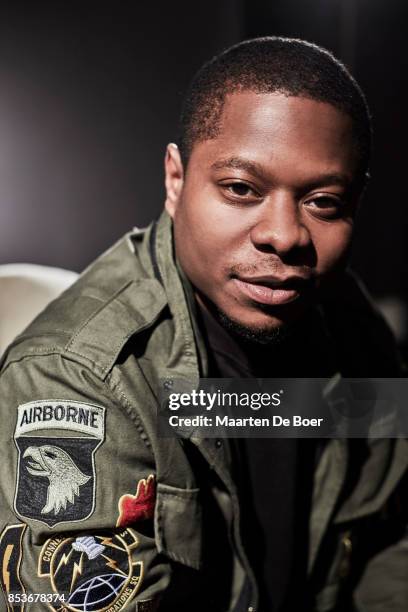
14, 400, 105, 527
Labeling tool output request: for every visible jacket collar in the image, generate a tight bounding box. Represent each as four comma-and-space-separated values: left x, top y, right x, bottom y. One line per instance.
144, 211, 208, 381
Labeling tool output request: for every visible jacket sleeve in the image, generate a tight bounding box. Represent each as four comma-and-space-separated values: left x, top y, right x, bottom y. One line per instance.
351, 471, 408, 612
0, 351, 169, 612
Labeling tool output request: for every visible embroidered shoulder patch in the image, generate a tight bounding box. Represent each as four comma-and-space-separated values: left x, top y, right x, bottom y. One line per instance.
0, 523, 27, 611
14, 400, 105, 528
38, 528, 143, 611
117, 475, 156, 527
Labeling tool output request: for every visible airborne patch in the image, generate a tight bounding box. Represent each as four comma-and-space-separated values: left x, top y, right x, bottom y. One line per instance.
38, 528, 143, 611
0, 524, 27, 612
14, 400, 105, 528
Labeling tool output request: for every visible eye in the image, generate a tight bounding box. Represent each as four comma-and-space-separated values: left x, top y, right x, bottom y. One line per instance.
220, 181, 261, 202
303, 195, 345, 219
44, 451, 57, 459
229, 182, 253, 197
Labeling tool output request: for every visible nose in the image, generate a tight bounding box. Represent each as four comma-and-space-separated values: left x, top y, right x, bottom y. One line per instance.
250, 191, 311, 256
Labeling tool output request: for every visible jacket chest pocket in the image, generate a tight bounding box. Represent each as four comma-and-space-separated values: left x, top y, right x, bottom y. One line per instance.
154, 483, 202, 570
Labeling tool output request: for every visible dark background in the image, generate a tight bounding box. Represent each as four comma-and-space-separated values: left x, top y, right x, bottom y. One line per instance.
0, 1, 407, 342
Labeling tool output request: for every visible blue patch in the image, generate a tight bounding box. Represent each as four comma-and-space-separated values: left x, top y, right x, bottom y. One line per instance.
38, 529, 143, 611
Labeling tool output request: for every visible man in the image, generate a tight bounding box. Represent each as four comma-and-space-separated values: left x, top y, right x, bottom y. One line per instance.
0, 37, 407, 612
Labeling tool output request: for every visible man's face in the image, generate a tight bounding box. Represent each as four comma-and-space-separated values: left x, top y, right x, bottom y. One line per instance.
165, 92, 360, 337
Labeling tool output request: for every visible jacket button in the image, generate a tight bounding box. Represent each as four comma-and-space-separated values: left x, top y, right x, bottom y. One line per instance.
215, 439, 223, 448
248, 607, 255, 612
338, 531, 353, 578
163, 379, 173, 390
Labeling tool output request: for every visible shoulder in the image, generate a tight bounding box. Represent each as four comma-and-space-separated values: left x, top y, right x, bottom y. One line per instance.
0, 230, 168, 455
1, 231, 167, 381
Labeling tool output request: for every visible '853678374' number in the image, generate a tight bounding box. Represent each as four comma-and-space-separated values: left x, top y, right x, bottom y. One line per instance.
8, 593, 66, 603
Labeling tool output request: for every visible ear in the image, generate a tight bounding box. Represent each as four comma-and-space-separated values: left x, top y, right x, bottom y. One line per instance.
164, 143, 184, 218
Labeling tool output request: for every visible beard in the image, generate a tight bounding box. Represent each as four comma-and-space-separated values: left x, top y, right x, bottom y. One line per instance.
211, 303, 295, 346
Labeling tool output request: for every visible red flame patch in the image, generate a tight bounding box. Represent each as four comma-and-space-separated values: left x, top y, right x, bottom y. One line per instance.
116, 474, 156, 527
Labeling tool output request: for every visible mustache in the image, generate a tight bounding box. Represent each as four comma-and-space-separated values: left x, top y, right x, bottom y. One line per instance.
229, 261, 314, 282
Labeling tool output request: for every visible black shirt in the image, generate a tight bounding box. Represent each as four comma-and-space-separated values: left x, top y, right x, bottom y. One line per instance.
197, 304, 335, 612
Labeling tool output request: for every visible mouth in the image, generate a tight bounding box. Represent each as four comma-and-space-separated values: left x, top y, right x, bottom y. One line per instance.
232, 274, 311, 307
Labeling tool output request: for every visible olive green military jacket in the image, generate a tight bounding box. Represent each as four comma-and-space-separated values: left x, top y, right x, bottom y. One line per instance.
0, 211, 407, 612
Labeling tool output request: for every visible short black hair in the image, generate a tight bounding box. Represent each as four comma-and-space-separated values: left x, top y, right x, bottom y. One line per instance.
179, 37, 372, 181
